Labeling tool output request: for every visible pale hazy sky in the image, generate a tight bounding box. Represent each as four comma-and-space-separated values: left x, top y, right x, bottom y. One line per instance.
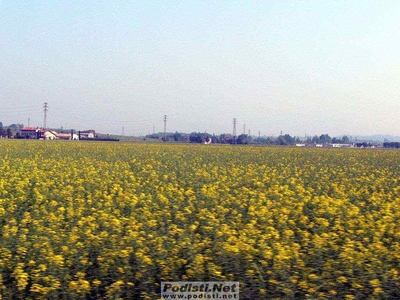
1, 1, 399, 136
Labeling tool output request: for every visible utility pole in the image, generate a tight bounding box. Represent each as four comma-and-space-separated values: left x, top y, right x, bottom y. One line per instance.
248, 129, 250, 136
243, 124, 246, 135
163, 115, 167, 139
233, 118, 237, 144
122, 127, 124, 136
28, 118, 30, 127
43, 102, 48, 129
153, 125, 155, 134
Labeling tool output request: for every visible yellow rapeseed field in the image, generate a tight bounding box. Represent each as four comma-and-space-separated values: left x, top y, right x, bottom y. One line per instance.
0, 140, 399, 299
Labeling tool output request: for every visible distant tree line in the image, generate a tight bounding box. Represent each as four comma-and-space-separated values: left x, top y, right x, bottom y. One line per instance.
0, 123, 24, 138
383, 142, 400, 149
0, 121, 361, 146
145, 132, 354, 146
146, 132, 190, 142
354, 142, 375, 148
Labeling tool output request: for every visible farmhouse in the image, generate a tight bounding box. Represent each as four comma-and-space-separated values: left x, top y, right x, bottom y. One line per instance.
20, 127, 82, 140
56, 132, 79, 140
39, 130, 57, 140
79, 130, 96, 139
20, 127, 40, 139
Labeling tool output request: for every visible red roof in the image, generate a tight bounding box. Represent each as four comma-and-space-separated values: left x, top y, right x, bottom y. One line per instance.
21, 127, 39, 131
40, 130, 57, 134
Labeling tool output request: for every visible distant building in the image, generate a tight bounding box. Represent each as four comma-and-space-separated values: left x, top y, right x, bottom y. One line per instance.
20, 127, 94, 141
39, 130, 57, 140
20, 127, 40, 139
79, 130, 96, 139
56, 132, 78, 140
330, 143, 354, 148
204, 137, 212, 145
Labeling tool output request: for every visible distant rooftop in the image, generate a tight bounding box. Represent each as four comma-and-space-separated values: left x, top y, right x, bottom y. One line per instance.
21, 127, 39, 131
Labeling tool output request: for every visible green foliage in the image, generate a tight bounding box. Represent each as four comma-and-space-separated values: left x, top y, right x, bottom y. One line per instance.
332, 136, 350, 144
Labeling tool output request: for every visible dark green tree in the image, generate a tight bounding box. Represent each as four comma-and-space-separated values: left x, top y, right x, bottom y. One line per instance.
237, 134, 248, 144
269, 137, 276, 144
219, 134, 233, 144
189, 132, 211, 143
311, 135, 321, 144
283, 134, 295, 144
173, 132, 184, 142
319, 134, 332, 144
275, 134, 295, 145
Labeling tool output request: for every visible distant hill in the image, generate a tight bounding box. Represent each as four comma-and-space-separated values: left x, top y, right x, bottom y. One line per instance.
343, 135, 400, 143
